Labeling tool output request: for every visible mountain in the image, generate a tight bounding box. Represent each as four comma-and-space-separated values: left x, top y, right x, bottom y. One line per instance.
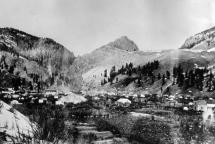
180, 26, 215, 52
107, 36, 139, 52
0, 28, 81, 92
74, 30, 215, 94
72, 36, 162, 92
2, 27, 215, 93
0, 28, 75, 69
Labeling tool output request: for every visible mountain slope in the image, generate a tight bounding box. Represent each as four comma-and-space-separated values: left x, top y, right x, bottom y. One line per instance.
2, 27, 215, 93
0, 28, 80, 91
180, 26, 215, 51
75, 33, 215, 93
73, 36, 162, 91
0, 28, 75, 69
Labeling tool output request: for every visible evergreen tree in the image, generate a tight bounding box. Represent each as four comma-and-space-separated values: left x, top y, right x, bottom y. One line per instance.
151, 75, 155, 84
157, 73, 161, 80
116, 77, 119, 83
173, 66, 177, 78
8, 65, 15, 74
184, 77, 189, 90
178, 73, 184, 87
104, 78, 107, 84
137, 77, 141, 86
166, 71, 170, 79
129, 62, 133, 69
162, 74, 165, 86
188, 70, 195, 87
104, 69, 107, 77
109, 66, 116, 84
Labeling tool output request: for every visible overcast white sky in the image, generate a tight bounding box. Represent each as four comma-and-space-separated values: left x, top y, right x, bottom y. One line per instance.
0, 0, 215, 55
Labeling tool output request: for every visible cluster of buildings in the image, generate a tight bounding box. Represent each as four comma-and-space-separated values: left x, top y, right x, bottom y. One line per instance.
86, 90, 215, 120
2, 86, 215, 124
0, 88, 67, 106
87, 92, 160, 119
162, 93, 215, 112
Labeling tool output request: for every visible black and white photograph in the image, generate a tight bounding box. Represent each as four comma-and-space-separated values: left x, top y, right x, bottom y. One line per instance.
1, 0, 215, 143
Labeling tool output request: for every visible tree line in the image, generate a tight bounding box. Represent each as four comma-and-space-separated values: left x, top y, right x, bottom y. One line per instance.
101, 60, 215, 92
101, 60, 160, 86
0, 54, 58, 92
173, 65, 212, 91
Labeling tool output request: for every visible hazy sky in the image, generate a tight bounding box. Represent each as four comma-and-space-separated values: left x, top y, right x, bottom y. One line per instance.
0, 0, 215, 55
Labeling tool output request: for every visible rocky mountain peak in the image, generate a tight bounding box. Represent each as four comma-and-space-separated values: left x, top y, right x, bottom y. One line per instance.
107, 36, 139, 52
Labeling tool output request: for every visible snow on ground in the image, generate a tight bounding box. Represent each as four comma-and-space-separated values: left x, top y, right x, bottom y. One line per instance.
59, 92, 87, 104
208, 64, 215, 69
19, 55, 27, 60
17, 33, 26, 37
156, 53, 161, 57
130, 112, 151, 117
117, 98, 131, 104
0, 100, 37, 138
207, 47, 215, 52
130, 112, 165, 121
182, 49, 203, 53
181, 47, 215, 53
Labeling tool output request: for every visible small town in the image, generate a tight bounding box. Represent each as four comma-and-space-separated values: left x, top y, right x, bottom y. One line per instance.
1, 82, 215, 143
2, 0, 215, 143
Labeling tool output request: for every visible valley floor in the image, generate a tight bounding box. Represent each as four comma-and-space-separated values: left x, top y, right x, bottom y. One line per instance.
1, 87, 215, 144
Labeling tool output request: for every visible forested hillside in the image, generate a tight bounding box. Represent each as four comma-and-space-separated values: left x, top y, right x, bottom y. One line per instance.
0, 28, 81, 92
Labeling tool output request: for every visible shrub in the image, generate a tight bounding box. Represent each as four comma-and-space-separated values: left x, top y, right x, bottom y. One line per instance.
82, 133, 97, 143
95, 118, 121, 136
67, 102, 93, 122
0, 102, 3, 113
0, 131, 7, 143
13, 104, 66, 143
130, 118, 172, 144
8, 107, 15, 114
179, 116, 205, 144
